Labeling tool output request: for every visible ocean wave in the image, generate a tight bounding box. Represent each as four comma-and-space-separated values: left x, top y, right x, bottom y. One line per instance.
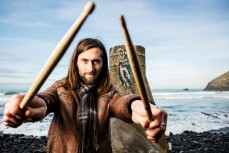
0, 91, 25, 96
201, 112, 220, 119
4, 91, 19, 95
166, 111, 229, 135
157, 96, 229, 100
153, 91, 229, 99
157, 96, 205, 100
154, 91, 229, 95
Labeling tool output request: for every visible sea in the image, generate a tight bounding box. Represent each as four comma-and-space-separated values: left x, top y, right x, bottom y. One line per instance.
0, 89, 228, 136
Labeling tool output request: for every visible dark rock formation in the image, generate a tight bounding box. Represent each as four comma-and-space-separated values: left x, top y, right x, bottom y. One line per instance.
0, 132, 47, 153
168, 127, 229, 153
204, 71, 229, 91
2, 127, 229, 153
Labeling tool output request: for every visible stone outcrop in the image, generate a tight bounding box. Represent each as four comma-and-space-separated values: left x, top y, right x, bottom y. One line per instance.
109, 45, 168, 152
111, 119, 160, 153
204, 71, 229, 91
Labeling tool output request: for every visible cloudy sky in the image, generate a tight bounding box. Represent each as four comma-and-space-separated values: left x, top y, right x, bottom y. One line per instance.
0, 0, 228, 90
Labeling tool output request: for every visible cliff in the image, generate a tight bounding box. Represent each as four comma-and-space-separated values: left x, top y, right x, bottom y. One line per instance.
204, 71, 229, 91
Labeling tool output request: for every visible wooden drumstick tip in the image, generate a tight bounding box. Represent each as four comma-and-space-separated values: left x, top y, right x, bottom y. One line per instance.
84, 1, 95, 14
119, 15, 126, 27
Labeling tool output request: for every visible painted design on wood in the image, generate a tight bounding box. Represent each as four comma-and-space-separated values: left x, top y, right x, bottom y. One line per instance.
117, 48, 134, 93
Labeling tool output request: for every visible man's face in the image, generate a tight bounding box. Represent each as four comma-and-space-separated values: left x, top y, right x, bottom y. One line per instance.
77, 47, 103, 85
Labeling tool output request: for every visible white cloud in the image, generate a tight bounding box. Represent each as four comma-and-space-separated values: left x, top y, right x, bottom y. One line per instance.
0, 0, 228, 89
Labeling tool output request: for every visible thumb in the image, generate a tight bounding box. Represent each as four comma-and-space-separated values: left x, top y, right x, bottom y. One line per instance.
24, 107, 45, 121
24, 107, 33, 118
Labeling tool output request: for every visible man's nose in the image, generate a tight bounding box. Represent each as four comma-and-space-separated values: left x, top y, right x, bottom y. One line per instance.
86, 62, 95, 72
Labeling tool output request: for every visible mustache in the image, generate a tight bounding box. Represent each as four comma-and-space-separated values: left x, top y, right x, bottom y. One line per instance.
84, 71, 96, 75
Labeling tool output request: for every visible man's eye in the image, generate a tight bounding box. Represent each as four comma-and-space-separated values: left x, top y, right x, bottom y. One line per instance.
93, 60, 101, 64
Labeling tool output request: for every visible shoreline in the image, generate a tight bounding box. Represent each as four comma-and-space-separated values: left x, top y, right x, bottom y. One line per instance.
0, 131, 47, 153
1, 127, 229, 153
168, 127, 229, 153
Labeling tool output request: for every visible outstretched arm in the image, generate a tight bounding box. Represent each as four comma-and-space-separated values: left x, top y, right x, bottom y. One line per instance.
3, 94, 47, 128
131, 100, 167, 142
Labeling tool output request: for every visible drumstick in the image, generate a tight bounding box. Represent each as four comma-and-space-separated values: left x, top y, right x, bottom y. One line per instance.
119, 15, 154, 122
20, 2, 95, 109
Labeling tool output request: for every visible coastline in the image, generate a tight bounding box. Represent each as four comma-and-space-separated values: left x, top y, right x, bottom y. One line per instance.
1, 127, 228, 153
168, 127, 229, 153
1, 90, 228, 152
0, 131, 47, 153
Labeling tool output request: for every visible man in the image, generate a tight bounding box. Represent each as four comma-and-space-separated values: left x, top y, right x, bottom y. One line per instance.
4, 38, 167, 153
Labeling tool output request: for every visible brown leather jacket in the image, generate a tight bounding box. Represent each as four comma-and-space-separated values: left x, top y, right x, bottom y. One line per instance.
37, 82, 140, 153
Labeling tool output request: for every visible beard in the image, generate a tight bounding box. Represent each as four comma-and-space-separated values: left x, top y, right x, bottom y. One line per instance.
80, 72, 99, 85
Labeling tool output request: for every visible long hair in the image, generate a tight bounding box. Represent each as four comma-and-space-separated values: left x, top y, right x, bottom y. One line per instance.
61, 38, 111, 95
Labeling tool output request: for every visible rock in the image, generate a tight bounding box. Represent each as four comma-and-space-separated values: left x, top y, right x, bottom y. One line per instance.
204, 71, 229, 91
222, 135, 229, 142
168, 127, 229, 153
111, 118, 161, 153
0, 132, 47, 153
183, 88, 189, 91
2, 127, 229, 153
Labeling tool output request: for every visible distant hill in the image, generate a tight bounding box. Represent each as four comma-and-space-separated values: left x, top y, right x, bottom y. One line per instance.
204, 71, 229, 91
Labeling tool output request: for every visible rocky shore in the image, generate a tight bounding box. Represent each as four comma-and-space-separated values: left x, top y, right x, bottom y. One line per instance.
0, 132, 46, 153
168, 127, 229, 153
1, 127, 229, 153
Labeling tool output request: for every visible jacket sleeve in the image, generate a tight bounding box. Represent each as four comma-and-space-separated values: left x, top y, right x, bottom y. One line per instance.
109, 87, 141, 123
36, 82, 60, 115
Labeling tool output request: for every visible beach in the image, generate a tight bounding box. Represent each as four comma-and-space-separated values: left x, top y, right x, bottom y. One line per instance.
0, 89, 228, 152
168, 127, 229, 153
1, 127, 229, 153
0, 132, 46, 153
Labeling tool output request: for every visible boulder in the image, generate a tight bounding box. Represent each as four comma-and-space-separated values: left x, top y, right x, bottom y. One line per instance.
204, 71, 229, 91
111, 118, 161, 153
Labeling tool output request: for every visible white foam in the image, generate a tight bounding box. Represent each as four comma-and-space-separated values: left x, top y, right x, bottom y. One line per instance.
154, 90, 229, 100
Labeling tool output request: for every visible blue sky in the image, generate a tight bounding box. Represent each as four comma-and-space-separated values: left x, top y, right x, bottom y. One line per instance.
0, 0, 229, 90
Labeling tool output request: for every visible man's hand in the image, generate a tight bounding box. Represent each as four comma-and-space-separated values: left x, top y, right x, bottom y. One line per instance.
3, 94, 47, 128
131, 100, 167, 142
